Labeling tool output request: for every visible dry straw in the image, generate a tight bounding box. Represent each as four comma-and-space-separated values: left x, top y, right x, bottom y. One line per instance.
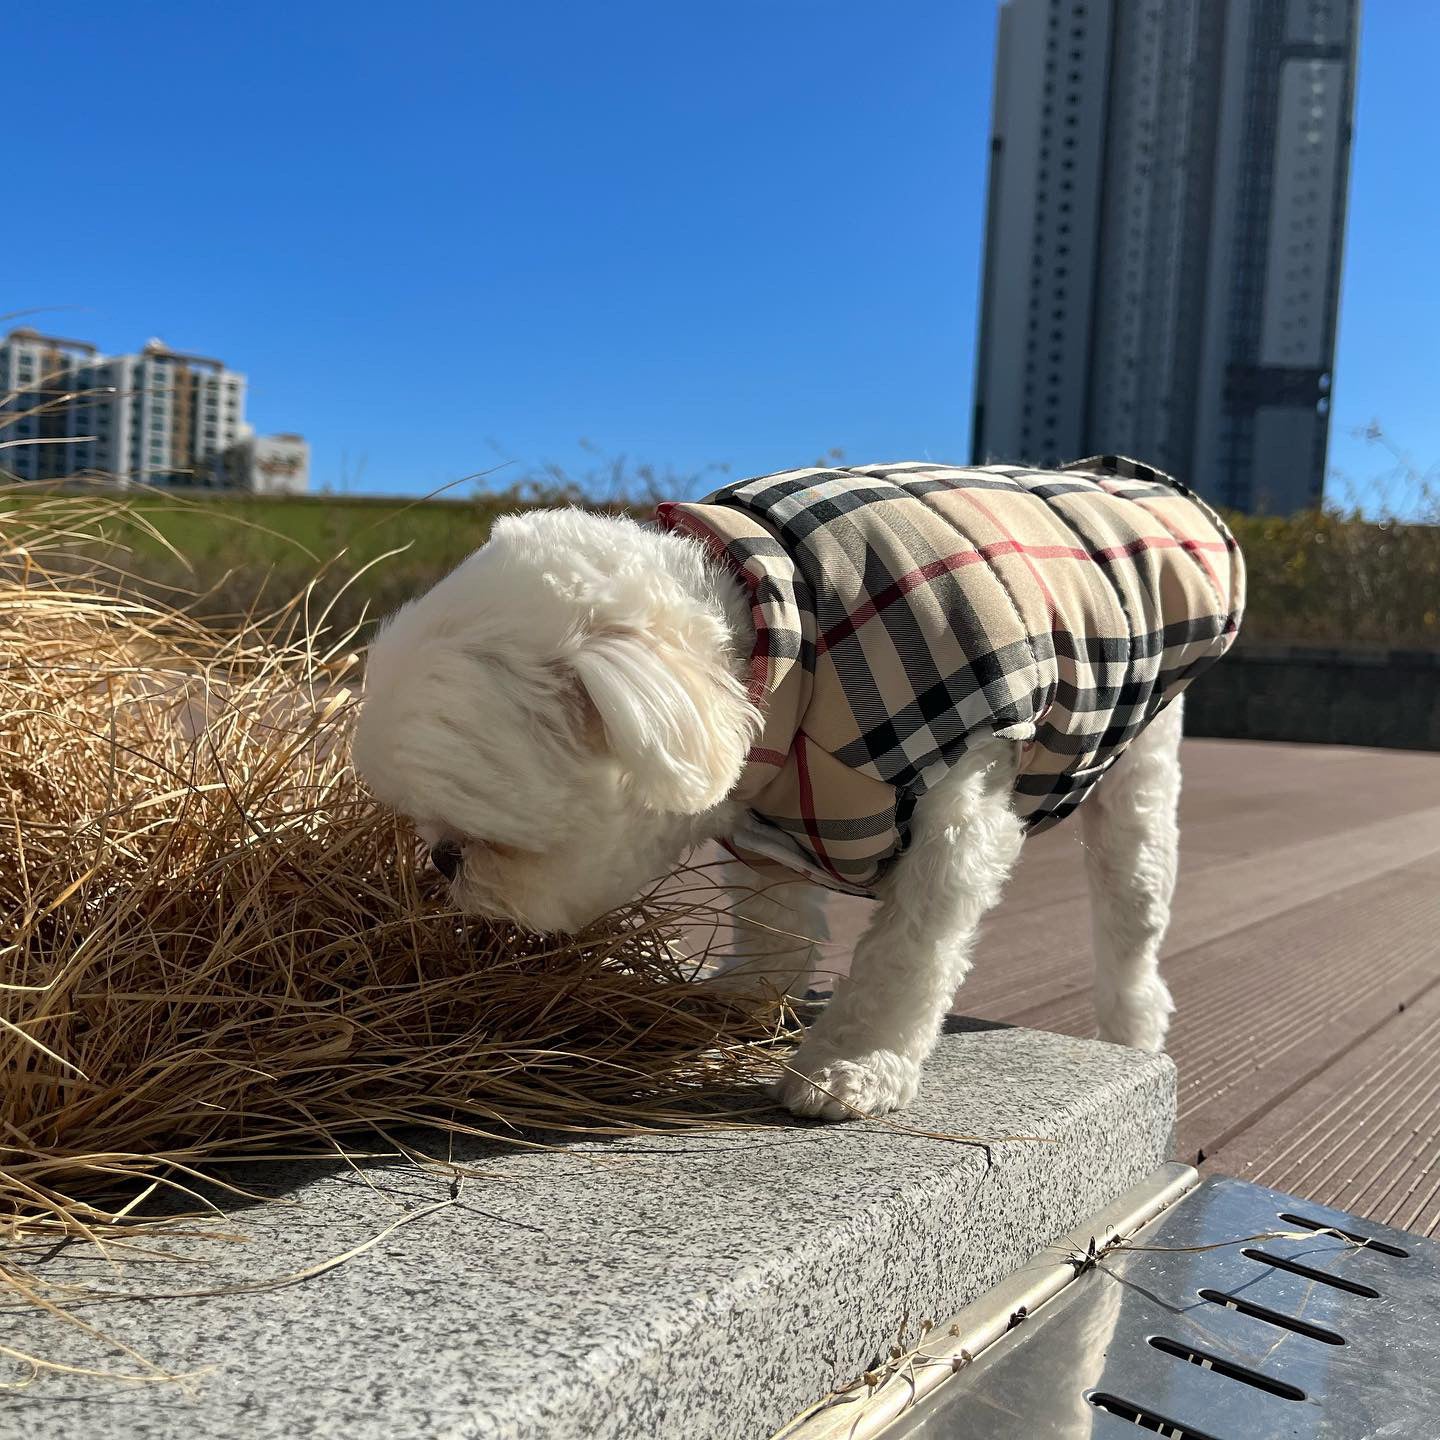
0, 489, 788, 1250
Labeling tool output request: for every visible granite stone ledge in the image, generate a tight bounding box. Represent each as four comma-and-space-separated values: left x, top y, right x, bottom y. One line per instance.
4, 1021, 1175, 1440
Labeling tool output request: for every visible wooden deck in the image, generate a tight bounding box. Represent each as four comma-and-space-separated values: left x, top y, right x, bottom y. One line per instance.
815, 740, 1440, 1236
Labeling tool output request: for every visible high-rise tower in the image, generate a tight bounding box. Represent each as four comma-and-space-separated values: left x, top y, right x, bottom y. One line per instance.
972, 0, 1359, 513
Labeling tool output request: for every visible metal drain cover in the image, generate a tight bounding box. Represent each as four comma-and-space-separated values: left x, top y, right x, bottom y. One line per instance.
878, 1174, 1440, 1438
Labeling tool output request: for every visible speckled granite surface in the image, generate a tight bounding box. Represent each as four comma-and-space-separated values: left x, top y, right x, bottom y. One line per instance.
2, 1021, 1174, 1440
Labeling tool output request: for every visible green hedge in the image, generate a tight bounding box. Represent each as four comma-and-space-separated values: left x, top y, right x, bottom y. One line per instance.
8, 487, 1438, 653
1226, 509, 1440, 651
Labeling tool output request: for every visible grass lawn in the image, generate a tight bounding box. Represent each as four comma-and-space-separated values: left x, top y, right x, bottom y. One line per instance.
92, 489, 510, 572
3, 488, 531, 638
4, 484, 1437, 652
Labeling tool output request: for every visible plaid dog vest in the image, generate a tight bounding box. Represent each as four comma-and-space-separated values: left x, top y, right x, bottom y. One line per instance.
655, 457, 1244, 897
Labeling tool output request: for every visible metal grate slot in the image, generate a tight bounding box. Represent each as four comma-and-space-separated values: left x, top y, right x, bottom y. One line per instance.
1147, 1335, 1305, 1400
1243, 1247, 1381, 1297
1278, 1211, 1410, 1258
859, 1173, 1440, 1440
1198, 1287, 1345, 1345
1089, 1392, 1220, 1438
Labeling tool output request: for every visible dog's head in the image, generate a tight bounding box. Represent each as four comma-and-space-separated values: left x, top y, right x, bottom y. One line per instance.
353, 508, 758, 932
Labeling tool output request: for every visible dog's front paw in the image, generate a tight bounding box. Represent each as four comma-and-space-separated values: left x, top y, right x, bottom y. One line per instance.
776, 1044, 920, 1121
1097, 977, 1175, 1054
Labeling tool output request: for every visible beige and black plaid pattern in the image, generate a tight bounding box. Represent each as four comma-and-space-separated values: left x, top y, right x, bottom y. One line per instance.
656, 456, 1244, 896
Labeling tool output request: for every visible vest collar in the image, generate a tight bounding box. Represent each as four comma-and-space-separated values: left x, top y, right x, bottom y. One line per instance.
654, 500, 812, 806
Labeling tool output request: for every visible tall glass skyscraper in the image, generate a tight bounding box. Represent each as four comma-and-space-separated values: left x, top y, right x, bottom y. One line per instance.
972, 0, 1359, 514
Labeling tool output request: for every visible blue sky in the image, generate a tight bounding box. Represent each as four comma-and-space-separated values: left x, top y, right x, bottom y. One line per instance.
7, 1, 1437, 509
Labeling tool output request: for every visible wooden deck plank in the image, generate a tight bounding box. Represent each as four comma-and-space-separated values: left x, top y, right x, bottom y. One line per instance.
997, 855, 1440, 1164
958, 802, 1440, 1025
1206, 982, 1440, 1237
774, 739, 1440, 1235
1167, 740, 1440, 857
813, 744, 1440, 1009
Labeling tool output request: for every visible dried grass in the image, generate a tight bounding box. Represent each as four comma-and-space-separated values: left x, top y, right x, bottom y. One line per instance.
0, 490, 788, 1244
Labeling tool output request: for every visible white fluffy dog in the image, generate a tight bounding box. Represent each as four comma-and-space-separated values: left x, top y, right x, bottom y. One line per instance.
354, 500, 1191, 1122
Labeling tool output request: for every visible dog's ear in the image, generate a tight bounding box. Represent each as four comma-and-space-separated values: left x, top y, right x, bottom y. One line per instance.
571, 623, 757, 815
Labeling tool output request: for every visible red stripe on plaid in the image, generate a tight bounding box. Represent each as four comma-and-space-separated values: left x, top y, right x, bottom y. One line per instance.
1088, 480, 1226, 593
954, 487, 1062, 630
815, 532, 1226, 655
746, 746, 788, 768
1121, 500, 1229, 601
793, 734, 845, 886
1093, 535, 1229, 562
816, 550, 985, 655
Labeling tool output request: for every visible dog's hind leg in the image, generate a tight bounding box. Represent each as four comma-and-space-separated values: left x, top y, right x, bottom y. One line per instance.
776, 737, 1024, 1120
1081, 696, 1184, 1053
705, 860, 830, 1001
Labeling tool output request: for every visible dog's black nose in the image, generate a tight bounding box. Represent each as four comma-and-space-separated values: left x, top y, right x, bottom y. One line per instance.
430, 842, 462, 881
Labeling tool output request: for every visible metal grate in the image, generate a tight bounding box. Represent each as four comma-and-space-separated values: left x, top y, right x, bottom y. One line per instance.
877, 1174, 1440, 1438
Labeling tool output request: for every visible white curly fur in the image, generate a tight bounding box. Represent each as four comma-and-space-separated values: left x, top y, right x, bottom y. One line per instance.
354, 507, 1182, 1120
